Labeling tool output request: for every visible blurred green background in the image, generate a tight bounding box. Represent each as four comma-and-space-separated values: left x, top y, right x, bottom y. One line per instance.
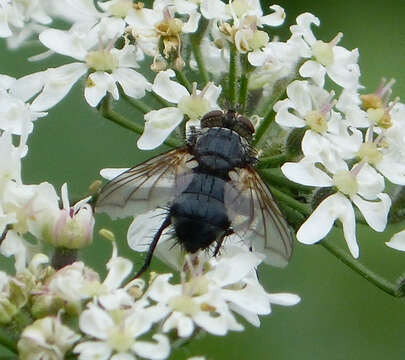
1, 0, 405, 359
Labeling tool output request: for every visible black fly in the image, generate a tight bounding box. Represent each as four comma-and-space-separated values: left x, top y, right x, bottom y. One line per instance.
96, 109, 293, 277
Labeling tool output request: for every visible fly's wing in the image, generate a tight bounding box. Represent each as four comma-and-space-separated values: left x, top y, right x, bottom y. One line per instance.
96, 148, 194, 219
224, 166, 293, 267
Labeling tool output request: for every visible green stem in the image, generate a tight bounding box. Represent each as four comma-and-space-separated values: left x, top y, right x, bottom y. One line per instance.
99, 98, 182, 148
0, 328, 17, 354
228, 45, 238, 107
320, 240, 402, 297
120, 91, 153, 114
253, 106, 276, 145
238, 54, 249, 113
257, 154, 287, 168
267, 185, 311, 215
92, 0, 103, 12
190, 18, 209, 85
268, 183, 403, 298
174, 69, 192, 94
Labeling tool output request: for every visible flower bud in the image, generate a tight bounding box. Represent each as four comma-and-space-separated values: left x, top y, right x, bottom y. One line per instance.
18, 316, 80, 360
43, 204, 94, 250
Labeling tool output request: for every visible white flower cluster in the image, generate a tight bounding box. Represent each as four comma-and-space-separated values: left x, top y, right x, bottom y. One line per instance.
1, 0, 405, 358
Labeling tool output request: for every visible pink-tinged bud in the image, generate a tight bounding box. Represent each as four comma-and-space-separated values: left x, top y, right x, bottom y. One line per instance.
43, 204, 95, 250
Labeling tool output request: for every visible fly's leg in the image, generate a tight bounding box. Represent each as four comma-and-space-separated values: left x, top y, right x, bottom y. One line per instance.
133, 216, 172, 279
213, 228, 234, 257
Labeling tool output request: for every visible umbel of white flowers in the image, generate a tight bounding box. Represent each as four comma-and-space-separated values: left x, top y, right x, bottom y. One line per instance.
0, 0, 404, 359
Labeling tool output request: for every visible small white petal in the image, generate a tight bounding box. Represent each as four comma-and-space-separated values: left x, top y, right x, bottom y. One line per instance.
39, 28, 89, 60
132, 334, 170, 360
183, 12, 201, 33
376, 157, 405, 185
79, 306, 113, 339
275, 106, 306, 128
114, 68, 151, 99
152, 70, 189, 103
281, 158, 333, 187
297, 193, 359, 258
356, 163, 385, 200
290, 13, 320, 46
128, 210, 170, 252
299, 60, 326, 87
100, 168, 129, 180
200, 0, 229, 20
260, 5, 285, 27
103, 257, 133, 291
351, 193, 391, 232
10, 72, 43, 102
286, 80, 313, 116
137, 107, 183, 150
162, 312, 194, 338
386, 230, 405, 252
112, 353, 135, 360
202, 83, 222, 109
31, 63, 88, 111
267, 293, 301, 306
74, 341, 112, 360
85, 72, 118, 107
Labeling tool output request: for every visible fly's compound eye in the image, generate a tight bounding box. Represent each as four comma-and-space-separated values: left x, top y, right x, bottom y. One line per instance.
234, 115, 255, 140
201, 110, 225, 129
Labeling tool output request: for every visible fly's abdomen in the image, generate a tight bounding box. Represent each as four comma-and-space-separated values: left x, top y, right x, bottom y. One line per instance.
169, 173, 230, 253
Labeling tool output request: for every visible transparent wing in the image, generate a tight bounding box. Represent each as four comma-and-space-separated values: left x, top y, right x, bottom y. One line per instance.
96, 148, 194, 219
224, 166, 293, 267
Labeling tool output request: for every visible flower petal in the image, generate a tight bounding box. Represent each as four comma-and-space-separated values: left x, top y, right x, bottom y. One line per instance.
351, 193, 391, 232
152, 70, 189, 103
128, 209, 170, 252
386, 230, 405, 252
281, 157, 333, 187
137, 107, 183, 150
297, 193, 359, 258
114, 68, 151, 99
74, 341, 112, 360
260, 5, 285, 26
85, 72, 118, 107
79, 305, 113, 339
132, 334, 170, 360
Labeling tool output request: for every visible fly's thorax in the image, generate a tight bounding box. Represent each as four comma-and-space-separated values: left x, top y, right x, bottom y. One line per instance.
193, 127, 251, 173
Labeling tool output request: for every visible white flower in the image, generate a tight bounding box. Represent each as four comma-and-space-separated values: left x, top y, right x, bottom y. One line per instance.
137, 70, 221, 149
274, 80, 363, 160
37, 18, 151, 107
0, 86, 45, 135
18, 316, 80, 360
74, 301, 170, 360
290, 13, 360, 89
0, 0, 52, 40
248, 39, 302, 89
46, 240, 133, 310
146, 246, 300, 336
282, 157, 391, 258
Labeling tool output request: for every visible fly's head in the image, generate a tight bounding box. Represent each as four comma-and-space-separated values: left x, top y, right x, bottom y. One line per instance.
200, 109, 255, 141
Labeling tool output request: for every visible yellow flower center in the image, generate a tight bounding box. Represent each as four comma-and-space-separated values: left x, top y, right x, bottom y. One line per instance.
169, 295, 200, 316
178, 95, 210, 120
312, 40, 334, 67
85, 50, 119, 72
357, 142, 382, 165
304, 110, 328, 133
333, 169, 358, 197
